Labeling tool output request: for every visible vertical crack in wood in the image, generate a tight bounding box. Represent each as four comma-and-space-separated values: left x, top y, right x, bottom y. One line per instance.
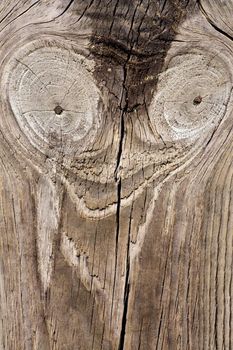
114, 12, 140, 345
111, 56, 128, 334
118, 267, 130, 350
114, 2, 150, 345
113, 2, 152, 346
111, 39, 132, 346
118, 199, 131, 350
116, 64, 130, 350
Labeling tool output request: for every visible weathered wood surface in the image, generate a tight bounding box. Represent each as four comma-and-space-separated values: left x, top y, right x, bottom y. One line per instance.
0, 1, 232, 349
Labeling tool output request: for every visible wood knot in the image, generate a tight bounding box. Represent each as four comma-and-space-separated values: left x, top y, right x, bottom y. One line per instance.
148, 51, 231, 140
193, 95, 202, 106
54, 105, 63, 115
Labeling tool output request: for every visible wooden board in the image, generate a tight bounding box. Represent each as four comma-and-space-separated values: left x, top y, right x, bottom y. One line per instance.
0, 1, 232, 349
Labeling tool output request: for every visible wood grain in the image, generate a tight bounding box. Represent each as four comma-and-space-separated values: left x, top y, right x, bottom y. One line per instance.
0, 1, 232, 349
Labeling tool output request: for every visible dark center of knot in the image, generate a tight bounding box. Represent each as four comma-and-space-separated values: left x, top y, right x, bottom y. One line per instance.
54, 105, 63, 115
193, 95, 202, 106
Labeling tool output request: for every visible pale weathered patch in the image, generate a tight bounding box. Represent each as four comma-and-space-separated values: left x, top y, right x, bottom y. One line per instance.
149, 48, 232, 141
3, 38, 101, 158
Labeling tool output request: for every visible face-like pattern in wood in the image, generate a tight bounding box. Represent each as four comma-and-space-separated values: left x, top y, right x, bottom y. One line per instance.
1, 20, 233, 217
0, 1, 232, 349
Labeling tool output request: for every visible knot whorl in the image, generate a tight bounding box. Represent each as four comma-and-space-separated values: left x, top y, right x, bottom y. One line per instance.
2, 38, 102, 165
149, 48, 232, 142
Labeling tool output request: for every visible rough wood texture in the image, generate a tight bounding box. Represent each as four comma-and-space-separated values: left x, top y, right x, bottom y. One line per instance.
0, 1, 232, 349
